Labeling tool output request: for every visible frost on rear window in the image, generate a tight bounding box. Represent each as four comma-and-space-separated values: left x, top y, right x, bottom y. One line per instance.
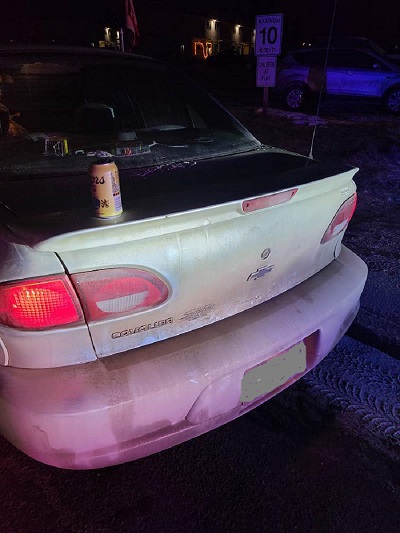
0, 53, 259, 179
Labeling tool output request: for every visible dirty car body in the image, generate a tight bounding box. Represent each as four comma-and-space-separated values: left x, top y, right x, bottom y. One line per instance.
0, 47, 367, 469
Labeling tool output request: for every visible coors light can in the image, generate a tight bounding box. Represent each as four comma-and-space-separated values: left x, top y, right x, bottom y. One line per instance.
90, 159, 123, 218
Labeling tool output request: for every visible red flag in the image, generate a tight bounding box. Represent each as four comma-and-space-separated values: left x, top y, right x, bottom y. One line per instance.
124, 0, 140, 50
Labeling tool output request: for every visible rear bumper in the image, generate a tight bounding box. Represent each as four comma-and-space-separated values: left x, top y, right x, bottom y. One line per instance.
0, 246, 367, 469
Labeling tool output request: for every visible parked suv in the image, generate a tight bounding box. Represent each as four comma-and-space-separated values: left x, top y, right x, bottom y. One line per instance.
275, 46, 400, 113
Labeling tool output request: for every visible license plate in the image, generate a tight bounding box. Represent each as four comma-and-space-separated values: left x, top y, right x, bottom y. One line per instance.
241, 341, 307, 403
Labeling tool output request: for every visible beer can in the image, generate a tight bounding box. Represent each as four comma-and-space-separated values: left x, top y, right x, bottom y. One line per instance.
89, 159, 123, 218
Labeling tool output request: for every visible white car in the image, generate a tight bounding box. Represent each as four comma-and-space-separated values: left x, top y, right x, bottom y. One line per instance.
0, 46, 367, 469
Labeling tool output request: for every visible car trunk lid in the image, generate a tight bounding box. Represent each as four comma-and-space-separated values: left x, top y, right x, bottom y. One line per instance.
3, 149, 358, 358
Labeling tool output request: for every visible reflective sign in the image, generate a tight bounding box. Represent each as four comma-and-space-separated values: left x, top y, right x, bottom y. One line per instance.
256, 56, 277, 87
255, 14, 283, 56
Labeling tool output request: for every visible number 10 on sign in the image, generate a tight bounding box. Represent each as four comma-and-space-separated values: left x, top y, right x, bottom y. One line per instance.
255, 14, 283, 56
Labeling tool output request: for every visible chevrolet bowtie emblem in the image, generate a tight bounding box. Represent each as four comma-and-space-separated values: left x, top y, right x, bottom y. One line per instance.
247, 265, 274, 281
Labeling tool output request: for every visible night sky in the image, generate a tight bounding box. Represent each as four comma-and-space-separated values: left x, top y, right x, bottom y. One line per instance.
1, 0, 399, 50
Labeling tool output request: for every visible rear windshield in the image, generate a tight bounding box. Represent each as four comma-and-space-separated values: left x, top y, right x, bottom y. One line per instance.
0, 50, 259, 178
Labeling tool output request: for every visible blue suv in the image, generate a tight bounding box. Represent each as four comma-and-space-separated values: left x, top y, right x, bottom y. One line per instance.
275, 47, 400, 113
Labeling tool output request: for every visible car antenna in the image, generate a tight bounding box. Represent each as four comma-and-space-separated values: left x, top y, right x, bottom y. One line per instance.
308, 0, 338, 160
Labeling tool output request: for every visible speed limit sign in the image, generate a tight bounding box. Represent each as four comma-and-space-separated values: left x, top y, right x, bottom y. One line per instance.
255, 14, 283, 56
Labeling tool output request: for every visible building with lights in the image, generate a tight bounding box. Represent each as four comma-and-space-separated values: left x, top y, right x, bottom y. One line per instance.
1, 5, 255, 61
105, 10, 256, 61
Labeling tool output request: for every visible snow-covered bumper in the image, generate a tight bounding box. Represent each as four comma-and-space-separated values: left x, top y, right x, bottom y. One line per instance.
0, 246, 367, 469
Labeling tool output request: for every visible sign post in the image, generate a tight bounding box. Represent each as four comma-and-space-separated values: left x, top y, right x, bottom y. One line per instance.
255, 14, 283, 114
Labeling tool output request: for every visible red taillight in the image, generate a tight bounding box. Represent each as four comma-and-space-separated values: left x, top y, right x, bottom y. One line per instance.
0, 275, 84, 330
71, 268, 169, 321
321, 193, 357, 243
242, 189, 297, 213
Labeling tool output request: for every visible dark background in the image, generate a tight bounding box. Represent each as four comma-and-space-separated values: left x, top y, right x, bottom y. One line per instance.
1, 0, 399, 52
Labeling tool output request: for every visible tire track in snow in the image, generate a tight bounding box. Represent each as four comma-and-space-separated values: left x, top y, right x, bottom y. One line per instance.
303, 336, 400, 459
